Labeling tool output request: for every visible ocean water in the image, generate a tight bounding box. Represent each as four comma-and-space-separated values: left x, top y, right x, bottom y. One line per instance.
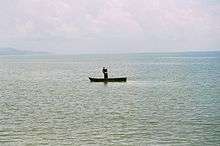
0, 52, 219, 146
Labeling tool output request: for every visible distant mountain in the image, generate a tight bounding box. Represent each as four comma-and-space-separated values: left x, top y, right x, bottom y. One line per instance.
0, 48, 49, 55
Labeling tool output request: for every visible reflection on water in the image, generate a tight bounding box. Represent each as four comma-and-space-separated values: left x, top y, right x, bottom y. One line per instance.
0, 52, 219, 145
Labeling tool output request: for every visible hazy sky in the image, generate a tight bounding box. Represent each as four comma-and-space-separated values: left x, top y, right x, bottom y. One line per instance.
0, 0, 219, 54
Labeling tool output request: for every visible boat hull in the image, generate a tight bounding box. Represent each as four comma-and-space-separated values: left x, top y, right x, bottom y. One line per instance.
89, 77, 127, 82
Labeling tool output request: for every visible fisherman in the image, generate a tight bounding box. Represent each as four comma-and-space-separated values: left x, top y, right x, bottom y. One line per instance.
102, 67, 108, 79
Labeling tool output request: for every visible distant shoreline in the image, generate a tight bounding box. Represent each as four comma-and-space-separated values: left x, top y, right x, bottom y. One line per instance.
0, 48, 50, 55
0, 47, 219, 56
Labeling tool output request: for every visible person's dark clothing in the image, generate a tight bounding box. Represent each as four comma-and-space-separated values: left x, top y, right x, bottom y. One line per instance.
102, 68, 107, 73
102, 68, 108, 79
104, 72, 108, 79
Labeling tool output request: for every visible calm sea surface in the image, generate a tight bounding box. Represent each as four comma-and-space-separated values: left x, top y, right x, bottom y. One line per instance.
0, 52, 219, 146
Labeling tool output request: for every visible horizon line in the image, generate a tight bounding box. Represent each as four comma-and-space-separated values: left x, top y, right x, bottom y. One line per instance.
0, 47, 219, 56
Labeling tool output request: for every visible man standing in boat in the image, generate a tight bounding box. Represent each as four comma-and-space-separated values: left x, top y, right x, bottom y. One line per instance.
102, 67, 108, 79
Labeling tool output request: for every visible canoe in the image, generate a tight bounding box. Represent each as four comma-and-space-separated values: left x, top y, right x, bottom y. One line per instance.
89, 77, 127, 82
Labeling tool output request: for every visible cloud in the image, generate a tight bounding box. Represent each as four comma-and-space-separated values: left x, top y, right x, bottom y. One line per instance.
0, 0, 219, 53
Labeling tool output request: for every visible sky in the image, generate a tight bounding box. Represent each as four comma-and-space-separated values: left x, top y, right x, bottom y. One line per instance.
0, 0, 219, 54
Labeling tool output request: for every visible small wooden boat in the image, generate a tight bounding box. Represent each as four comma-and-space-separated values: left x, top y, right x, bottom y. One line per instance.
89, 77, 127, 82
